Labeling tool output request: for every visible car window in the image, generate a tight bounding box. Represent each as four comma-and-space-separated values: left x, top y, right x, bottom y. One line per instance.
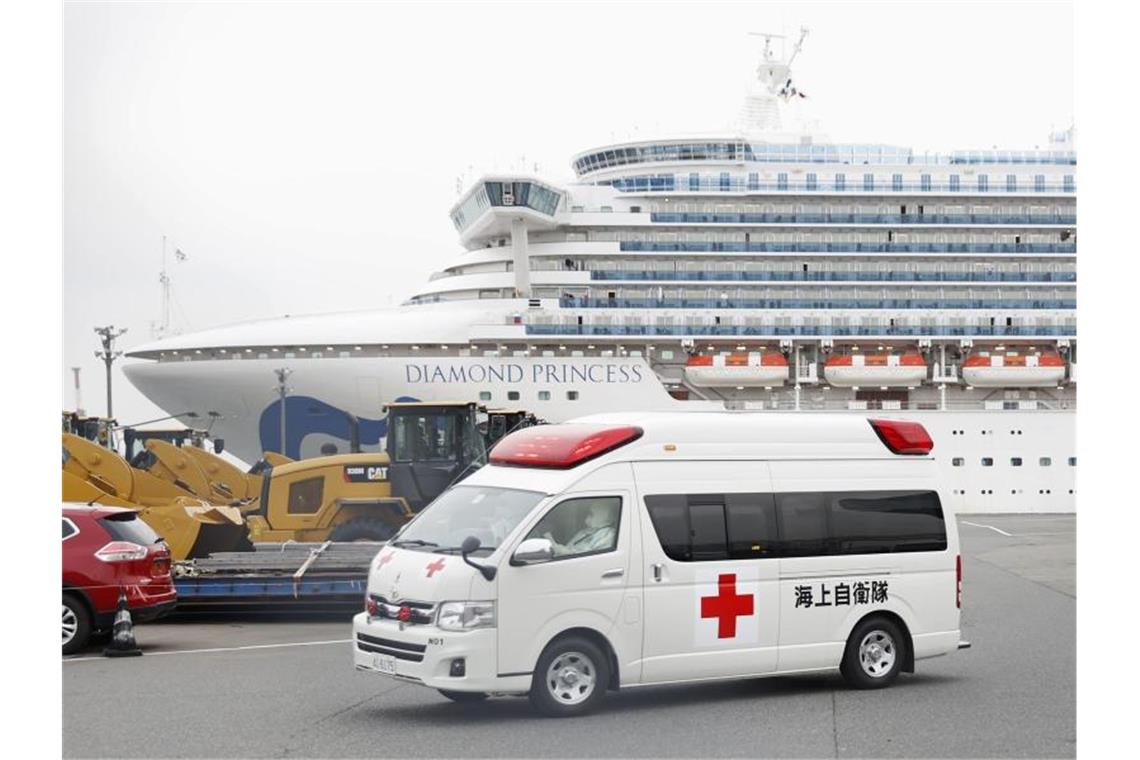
62, 518, 77, 541
100, 513, 161, 545
526, 496, 621, 559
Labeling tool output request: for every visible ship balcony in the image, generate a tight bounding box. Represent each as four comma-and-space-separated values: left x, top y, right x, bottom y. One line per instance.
649, 212, 1075, 226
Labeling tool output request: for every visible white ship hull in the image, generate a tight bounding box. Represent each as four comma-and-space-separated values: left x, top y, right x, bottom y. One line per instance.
124, 352, 1075, 514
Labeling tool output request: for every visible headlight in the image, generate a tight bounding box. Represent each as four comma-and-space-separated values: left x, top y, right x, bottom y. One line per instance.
437, 601, 496, 631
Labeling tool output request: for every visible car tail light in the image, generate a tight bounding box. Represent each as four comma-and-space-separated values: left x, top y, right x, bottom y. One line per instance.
95, 541, 149, 563
868, 418, 934, 455
489, 424, 643, 469
956, 554, 962, 609
151, 553, 171, 577
366, 595, 379, 617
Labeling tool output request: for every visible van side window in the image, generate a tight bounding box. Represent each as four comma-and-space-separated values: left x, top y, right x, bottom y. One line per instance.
688, 500, 728, 561
525, 496, 620, 559
645, 493, 778, 561
827, 491, 947, 554
775, 493, 831, 556
725, 493, 779, 558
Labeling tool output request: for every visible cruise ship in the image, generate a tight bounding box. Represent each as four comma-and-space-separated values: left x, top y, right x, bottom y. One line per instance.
123, 32, 1076, 513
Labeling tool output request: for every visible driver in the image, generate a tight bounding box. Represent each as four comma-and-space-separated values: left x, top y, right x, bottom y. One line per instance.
544, 502, 617, 556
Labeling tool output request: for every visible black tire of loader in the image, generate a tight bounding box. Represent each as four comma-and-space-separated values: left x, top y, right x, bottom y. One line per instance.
328, 517, 398, 542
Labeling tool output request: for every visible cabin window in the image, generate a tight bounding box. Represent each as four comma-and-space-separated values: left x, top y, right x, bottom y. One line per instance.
1010, 457, 1023, 467
952, 457, 964, 466
981, 457, 994, 466
478, 391, 492, 401
287, 478, 324, 514
567, 390, 580, 400
538, 390, 551, 401
507, 391, 520, 401
1040, 457, 1052, 466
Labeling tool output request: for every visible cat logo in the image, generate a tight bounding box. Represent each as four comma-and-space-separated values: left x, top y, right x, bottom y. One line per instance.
342, 464, 389, 483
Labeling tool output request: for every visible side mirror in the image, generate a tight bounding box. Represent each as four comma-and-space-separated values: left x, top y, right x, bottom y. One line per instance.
511, 537, 554, 566
460, 535, 496, 581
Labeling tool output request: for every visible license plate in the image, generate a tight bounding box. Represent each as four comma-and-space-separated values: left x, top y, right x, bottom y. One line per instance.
373, 654, 397, 675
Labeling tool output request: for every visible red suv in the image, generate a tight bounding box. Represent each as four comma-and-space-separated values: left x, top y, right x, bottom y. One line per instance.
62, 505, 177, 654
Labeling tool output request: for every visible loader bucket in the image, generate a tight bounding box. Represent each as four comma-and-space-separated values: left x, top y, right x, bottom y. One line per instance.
137, 502, 251, 560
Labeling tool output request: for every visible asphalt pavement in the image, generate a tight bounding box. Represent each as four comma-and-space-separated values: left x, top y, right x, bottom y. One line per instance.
62, 514, 1076, 758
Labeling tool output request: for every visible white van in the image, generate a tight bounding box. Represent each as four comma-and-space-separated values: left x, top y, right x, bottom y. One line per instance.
352, 412, 967, 717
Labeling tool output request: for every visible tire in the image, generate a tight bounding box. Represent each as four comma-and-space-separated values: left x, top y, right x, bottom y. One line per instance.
328, 517, 397, 542
840, 616, 907, 689
437, 689, 488, 703
529, 635, 610, 717
62, 593, 92, 656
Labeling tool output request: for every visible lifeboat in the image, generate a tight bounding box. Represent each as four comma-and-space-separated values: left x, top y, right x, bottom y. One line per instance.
961, 349, 1066, 387
824, 351, 927, 387
684, 352, 789, 387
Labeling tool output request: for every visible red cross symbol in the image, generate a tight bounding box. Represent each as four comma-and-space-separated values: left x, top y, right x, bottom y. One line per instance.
700, 573, 754, 639
425, 558, 446, 578
377, 552, 394, 568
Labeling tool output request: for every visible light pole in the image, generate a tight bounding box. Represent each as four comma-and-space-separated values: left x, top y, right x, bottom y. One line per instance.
274, 368, 292, 456
71, 366, 84, 415
94, 326, 128, 418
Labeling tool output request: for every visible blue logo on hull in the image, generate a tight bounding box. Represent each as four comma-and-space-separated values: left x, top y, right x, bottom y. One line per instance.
258, 395, 418, 459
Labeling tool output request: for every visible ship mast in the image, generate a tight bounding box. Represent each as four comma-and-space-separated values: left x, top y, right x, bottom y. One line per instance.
741, 27, 810, 133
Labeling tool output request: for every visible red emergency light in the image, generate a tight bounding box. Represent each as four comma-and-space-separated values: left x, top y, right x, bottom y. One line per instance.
868, 418, 934, 455
489, 424, 643, 469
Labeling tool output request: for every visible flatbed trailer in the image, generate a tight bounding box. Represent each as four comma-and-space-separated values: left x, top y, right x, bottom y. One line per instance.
173, 541, 381, 607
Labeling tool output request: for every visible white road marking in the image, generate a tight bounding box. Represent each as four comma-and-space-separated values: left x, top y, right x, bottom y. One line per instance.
962, 520, 1014, 537
64, 637, 352, 663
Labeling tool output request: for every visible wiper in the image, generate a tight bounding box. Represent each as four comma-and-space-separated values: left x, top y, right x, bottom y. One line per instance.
438, 545, 496, 555
390, 539, 438, 548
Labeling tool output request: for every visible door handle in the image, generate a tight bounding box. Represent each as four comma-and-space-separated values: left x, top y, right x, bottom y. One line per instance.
601, 568, 625, 579
652, 563, 663, 582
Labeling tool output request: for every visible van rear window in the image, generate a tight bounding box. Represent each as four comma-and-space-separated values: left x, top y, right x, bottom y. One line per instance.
645, 490, 946, 561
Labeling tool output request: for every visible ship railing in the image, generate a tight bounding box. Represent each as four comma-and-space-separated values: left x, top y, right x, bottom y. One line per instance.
588, 270, 1076, 283
648, 212, 1077, 225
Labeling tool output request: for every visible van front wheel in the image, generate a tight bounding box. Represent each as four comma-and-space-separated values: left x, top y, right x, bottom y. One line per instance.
841, 616, 906, 689
529, 636, 610, 717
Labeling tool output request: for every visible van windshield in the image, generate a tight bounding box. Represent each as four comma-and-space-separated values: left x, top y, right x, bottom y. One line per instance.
392, 486, 546, 556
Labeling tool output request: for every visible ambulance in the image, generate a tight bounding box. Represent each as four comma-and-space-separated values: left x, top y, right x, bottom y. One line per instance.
352, 412, 968, 717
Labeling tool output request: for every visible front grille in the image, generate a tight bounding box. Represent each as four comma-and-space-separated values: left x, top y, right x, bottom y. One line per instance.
369, 594, 436, 626
356, 632, 426, 662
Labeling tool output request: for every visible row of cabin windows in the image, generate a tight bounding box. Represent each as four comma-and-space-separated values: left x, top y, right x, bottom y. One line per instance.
644, 490, 946, 561
478, 390, 579, 402
951, 456, 1075, 467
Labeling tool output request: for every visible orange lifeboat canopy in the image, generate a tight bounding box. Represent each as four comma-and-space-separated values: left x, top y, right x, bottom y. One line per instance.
684, 352, 789, 388
823, 351, 928, 387
961, 348, 1066, 387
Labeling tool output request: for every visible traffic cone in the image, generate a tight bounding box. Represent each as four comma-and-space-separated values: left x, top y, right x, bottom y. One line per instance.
102, 587, 142, 657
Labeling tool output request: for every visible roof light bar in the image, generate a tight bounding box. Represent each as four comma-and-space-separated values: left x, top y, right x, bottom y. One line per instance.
489, 424, 643, 469
868, 418, 934, 455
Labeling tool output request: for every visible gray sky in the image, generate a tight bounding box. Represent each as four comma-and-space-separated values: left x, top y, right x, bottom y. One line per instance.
63, 0, 1074, 426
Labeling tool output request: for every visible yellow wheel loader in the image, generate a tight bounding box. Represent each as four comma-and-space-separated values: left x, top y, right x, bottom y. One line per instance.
62, 432, 250, 560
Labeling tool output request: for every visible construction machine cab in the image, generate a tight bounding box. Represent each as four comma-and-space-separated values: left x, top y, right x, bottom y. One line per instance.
483, 409, 542, 450
383, 402, 488, 511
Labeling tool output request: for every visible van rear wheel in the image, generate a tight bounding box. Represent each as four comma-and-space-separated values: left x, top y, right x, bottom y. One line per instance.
529, 635, 610, 717
841, 616, 906, 689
